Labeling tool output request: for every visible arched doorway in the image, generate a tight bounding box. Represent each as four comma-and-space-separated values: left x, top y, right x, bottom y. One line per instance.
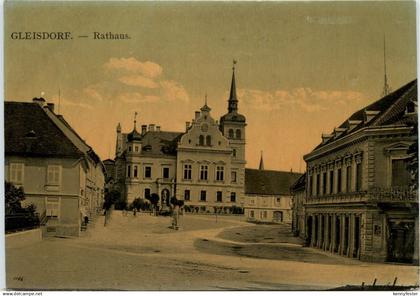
161, 189, 170, 207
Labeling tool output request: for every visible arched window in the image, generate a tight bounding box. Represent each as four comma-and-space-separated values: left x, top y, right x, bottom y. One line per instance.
206, 135, 212, 146
235, 129, 241, 139
228, 129, 234, 139
199, 135, 204, 146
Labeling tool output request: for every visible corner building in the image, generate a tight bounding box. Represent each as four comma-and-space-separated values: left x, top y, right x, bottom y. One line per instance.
114, 66, 246, 211
303, 80, 418, 264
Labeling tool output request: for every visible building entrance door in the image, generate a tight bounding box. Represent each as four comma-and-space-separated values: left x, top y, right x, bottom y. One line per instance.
387, 220, 415, 263
273, 211, 283, 222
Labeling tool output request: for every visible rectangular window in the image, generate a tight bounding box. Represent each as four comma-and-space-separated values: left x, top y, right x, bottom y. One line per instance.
46, 197, 60, 218
144, 188, 151, 199
312, 175, 316, 196
322, 172, 327, 195
47, 165, 61, 185
230, 192, 236, 202
346, 166, 352, 192
200, 190, 206, 201
134, 165, 138, 178
216, 191, 222, 202
135, 146, 139, 152
329, 171, 334, 194
144, 166, 152, 178
9, 163, 24, 184
127, 165, 131, 178
200, 165, 208, 180
184, 164, 192, 180
356, 163, 362, 191
392, 159, 410, 187
263, 211, 267, 219
308, 175, 313, 197
184, 190, 190, 201
231, 171, 237, 183
216, 166, 224, 181
316, 174, 320, 196
250, 210, 254, 218
337, 168, 342, 193
163, 167, 170, 179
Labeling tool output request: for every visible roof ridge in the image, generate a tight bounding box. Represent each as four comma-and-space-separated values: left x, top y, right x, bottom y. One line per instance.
371, 80, 417, 126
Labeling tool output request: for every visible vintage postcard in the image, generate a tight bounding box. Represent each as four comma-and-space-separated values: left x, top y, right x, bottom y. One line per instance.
3, 0, 419, 292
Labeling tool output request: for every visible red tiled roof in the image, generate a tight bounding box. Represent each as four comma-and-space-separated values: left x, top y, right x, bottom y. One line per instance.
245, 168, 302, 196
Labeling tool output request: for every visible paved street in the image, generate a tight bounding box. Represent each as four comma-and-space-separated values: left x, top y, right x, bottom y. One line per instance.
6, 212, 419, 290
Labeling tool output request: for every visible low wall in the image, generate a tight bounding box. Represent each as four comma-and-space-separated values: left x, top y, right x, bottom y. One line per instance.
5, 228, 42, 249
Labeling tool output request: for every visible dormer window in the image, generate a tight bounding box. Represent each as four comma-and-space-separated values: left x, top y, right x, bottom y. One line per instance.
406, 100, 417, 114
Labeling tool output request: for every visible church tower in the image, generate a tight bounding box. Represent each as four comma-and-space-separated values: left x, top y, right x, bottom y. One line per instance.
220, 61, 247, 163
220, 61, 247, 207
115, 122, 123, 157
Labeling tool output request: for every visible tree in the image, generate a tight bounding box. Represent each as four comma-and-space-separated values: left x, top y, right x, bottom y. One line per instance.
146, 193, 159, 215
5, 182, 38, 231
131, 198, 146, 211
5, 181, 26, 215
103, 190, 121, 210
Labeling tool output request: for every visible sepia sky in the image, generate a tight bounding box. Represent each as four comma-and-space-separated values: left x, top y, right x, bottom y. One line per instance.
4, 1, 417, 172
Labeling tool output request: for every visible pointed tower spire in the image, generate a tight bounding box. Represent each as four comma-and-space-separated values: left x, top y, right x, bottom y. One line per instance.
259, 151, 264, 170
133, 112, 138, 129
228, 59, 238, 113
382, 36, 391, 97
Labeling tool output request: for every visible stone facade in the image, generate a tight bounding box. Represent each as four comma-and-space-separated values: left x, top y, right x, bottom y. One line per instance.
302, 80, 418, 264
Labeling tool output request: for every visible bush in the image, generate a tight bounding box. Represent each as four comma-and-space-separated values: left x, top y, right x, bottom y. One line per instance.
5, 182, 39, 232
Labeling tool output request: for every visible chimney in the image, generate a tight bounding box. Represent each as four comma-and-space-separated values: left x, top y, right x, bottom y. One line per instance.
156, 126, 161, 132
195, 111, 200, 120
32, 97, 46, 106
185, 121, 190, 132
141, 125, 147, 135
149, 124, 155, 132
46, 103, 55, 112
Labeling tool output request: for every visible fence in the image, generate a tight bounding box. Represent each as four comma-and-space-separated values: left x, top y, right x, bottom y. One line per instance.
5, 213, 40, 234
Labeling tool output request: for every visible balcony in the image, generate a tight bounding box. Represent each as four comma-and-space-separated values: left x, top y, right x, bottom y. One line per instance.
367, 186, 418, 203
304, 186, 418, 205
305, 191, 368, 205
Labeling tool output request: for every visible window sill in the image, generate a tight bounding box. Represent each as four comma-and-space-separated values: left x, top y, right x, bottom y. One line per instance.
45, 184, 60, 191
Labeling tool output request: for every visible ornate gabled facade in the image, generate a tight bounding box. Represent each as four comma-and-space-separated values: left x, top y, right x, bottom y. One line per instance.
113, 65, 247, 212
302, 79, 418, 264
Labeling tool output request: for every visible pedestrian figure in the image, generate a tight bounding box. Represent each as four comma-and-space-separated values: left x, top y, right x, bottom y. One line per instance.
171, 205, 179, 230
133, 208, 137, 216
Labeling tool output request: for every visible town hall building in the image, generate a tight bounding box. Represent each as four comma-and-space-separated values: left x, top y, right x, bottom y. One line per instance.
111, 64, 247, 212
